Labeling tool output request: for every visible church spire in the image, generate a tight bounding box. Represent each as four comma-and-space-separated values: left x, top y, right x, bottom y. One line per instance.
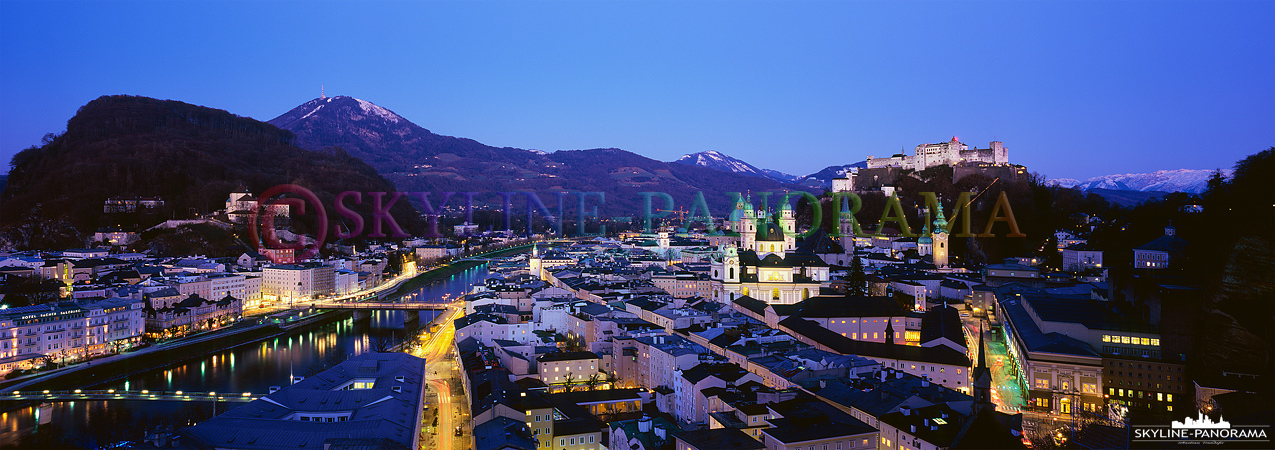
976, 322, 987, 370
884, 319, 895, 345
972, 322, 993, 409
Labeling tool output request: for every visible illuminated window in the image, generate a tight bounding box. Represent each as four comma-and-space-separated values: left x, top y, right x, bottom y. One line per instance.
1102, 335, 1111, 343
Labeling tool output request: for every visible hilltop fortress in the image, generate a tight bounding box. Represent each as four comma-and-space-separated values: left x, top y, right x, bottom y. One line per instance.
867, 137, 1008, 170
834, 137, 1024, 193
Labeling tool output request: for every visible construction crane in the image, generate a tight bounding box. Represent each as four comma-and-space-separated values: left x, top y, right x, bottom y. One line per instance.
657, 207, 689, 222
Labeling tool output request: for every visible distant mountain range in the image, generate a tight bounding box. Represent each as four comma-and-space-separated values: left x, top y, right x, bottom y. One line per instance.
1049, 169, 1228, 194
672, 151, 866, 190
269, 96, 801, 215
673, 151, 799, 183
797, 162, 868, 188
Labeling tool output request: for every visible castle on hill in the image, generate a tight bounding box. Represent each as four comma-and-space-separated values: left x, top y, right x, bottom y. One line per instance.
833, 137, 1020, 193
866, 137, 1008, 171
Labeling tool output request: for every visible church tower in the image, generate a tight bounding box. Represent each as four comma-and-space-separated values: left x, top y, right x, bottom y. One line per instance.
740, 195, 757, 252
972, 323, 993, 409
529, 243, 543, 280
780, 202, 796, 251
932, 212, 949, 269
885, 319, 895, 345
838, 197, 857, 254
918, 214, 933, 257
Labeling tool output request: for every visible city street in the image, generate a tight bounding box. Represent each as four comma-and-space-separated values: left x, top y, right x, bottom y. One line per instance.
961, 315, 1027, 413
415, 304, 469, 450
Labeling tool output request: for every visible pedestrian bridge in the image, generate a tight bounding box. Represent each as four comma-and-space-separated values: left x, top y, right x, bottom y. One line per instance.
306, 301, 454, 323
3, 389, 259, 403
307, 301, 451, 311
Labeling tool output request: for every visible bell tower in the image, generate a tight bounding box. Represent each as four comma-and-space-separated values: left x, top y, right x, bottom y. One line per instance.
932, 212, 949, 269
838, 196, 856, 253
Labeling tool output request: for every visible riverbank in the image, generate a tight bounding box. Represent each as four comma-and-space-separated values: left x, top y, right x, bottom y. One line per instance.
0, 244, 531, 401
385, 243, 533, 299
1, 310, 350, 396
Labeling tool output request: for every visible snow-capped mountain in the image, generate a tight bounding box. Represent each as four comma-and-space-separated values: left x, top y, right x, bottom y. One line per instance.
797, 162, 868, 189
672, 151, 798, 182
268, 96, 799, 214
1049, 169, 1229, 194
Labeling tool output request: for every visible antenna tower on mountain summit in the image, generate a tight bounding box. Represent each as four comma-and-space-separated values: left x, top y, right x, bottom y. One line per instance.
321, 85, 325, 99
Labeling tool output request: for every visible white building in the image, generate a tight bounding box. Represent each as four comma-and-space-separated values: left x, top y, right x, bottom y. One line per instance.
262, 263, 336, 304
1061, 244, 1104, 272
866, 138, 1008, 171
0, 297, 145, 376
226, 191, 290, 224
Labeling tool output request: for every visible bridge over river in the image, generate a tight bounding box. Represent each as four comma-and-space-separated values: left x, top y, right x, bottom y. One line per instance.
2, 389, 260, 403
305, 300, 454, 322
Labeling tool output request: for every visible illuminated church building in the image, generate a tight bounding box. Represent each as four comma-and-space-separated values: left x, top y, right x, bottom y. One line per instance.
709, 195, 850, 305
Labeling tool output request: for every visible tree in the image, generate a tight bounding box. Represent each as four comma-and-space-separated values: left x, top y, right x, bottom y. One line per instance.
370, 335, 395, 353
848, 254, 867, 296
586, 372, 603, 391
562, 373, 577, 392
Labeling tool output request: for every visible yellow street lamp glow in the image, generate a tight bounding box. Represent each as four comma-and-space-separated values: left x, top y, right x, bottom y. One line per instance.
175, 391, 183, 395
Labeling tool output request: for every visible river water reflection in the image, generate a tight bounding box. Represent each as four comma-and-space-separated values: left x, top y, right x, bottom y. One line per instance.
0, 264, 489, 448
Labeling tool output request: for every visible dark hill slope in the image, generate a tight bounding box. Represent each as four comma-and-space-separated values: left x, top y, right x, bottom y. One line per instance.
1, 95, 418, 249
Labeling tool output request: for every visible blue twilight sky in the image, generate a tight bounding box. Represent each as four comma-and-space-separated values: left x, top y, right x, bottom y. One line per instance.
1, 1, 1271, 181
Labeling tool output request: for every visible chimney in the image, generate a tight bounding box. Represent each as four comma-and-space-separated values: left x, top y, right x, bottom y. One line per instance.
638, 414, 652, 433
819, 379, 827, 389
900, 406, 911, 416
654, 424, 667, 440
911, 425, 917, 433
921, 376, 930, 388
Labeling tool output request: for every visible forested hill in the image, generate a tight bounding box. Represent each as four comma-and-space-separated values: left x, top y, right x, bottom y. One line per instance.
0, 95, 419, 249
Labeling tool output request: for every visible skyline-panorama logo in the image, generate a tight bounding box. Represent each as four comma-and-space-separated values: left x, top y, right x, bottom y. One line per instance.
1133, 411, 1269, 447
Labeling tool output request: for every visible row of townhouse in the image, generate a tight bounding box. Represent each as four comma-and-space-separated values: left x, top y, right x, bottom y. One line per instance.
0, 297, 145, 375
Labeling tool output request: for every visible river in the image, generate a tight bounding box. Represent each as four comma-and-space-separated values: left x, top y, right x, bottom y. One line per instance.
0, 263, 490, 448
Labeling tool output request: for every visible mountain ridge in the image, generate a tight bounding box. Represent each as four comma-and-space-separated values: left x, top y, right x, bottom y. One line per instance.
0, 95, 419, 250
672, 150, 799, 182
1049, 168, 1228, 194
268, 96, 804, 216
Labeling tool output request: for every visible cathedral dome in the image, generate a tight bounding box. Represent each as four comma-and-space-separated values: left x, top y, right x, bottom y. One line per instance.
756, 221, 786, 241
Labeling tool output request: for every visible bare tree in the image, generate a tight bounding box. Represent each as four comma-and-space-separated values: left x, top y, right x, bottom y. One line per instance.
370, 335, 395, 353
586, 372, 602, 391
